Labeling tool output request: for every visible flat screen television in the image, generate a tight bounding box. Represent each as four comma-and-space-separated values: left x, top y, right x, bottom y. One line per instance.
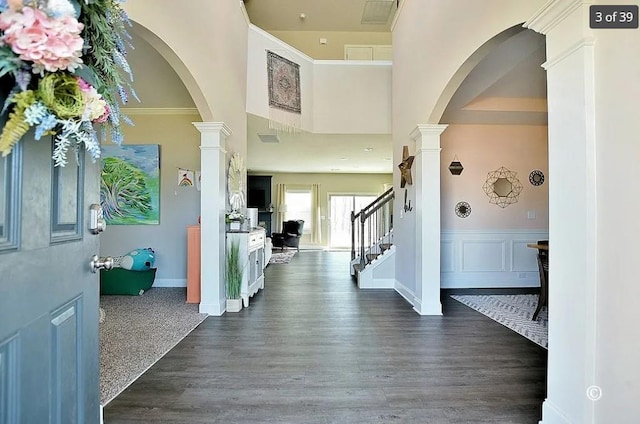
247, 188, 266, 210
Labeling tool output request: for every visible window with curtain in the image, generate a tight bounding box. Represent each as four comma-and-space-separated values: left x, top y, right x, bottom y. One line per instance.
284, 189, 312, 234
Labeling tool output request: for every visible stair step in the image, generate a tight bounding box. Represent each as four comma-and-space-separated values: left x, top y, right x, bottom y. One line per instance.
366, 253, 380, 262
353, 263, 365, 274
380, 243, 393, 252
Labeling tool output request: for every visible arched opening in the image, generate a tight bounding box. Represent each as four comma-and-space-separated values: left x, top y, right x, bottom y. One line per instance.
435, 22, 549, 406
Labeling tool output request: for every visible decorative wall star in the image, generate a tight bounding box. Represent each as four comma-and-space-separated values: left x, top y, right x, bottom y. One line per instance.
398, 145, 415, 188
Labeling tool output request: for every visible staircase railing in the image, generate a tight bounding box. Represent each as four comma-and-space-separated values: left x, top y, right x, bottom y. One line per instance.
351, 188, 394, 268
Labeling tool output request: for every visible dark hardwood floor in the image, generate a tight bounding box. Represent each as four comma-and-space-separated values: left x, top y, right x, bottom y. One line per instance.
104, 251, 547, 424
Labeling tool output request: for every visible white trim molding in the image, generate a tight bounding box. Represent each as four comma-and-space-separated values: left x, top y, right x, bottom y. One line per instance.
525, 0, 586, 34
540, 399, 574, 424
122, 107, 200, 115
198, 299, 226, 316
315, 60, 392, 66
153, 278, 187, 288
542, 37, 595, 70
394, 280, 417, 307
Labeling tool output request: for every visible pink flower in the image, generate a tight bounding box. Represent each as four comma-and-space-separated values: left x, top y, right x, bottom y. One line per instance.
0, 6, 84, 73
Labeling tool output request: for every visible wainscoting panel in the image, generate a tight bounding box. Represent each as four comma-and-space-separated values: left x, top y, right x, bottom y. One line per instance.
461, 240, 505, 272
441, 241, 455, 272
441, 230, 549, 288
511, 240, 538, 272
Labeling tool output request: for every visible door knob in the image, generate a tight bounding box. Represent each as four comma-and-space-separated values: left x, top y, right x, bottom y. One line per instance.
90, 255, 114, 273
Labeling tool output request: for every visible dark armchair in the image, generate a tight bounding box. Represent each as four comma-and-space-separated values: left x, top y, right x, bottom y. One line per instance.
272, 220, 304, 252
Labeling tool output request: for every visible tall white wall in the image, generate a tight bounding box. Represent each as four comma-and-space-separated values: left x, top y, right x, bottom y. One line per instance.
124, 0, 249, 156
313, 61, 391, 134
592, 13, 640, 423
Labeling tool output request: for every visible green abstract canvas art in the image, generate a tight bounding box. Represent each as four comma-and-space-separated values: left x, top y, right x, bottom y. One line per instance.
101, 144, 160, 225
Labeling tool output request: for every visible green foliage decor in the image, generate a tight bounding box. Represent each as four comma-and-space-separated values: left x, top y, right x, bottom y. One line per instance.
226, 240, 243, 300
0, 0, 137, 166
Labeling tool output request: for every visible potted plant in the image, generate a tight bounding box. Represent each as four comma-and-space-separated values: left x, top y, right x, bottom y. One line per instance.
226, 239, 243, 312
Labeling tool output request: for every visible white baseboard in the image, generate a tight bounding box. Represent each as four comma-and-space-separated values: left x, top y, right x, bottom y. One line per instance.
394, 280, 416, 307
441, 274, 540, 289
540, 399, 574, 424
153, 278, 187, 288
359, 278, 395, 289
413, 298, 443, 316
100, 405, 104, 424
199, 299, 225, 316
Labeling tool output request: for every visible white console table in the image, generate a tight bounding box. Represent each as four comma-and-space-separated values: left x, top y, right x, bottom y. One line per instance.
226, 228, 266, 308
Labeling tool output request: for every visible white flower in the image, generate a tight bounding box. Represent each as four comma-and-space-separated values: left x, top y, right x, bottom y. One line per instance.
44, 0, 76, 18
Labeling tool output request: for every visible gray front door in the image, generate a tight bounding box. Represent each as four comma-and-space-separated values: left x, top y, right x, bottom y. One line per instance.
0, 135, 101, 423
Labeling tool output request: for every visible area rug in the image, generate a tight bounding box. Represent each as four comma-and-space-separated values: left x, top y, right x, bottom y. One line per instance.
99, 288, 207, 405
450, 294, 548, 349
269, 250, 297, 264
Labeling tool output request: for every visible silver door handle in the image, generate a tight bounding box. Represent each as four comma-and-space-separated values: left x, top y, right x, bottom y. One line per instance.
89, 204, 106, 234
90, 255, 114, 273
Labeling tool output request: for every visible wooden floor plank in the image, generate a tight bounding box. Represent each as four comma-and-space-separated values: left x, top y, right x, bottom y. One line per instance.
104, 250, 546, 423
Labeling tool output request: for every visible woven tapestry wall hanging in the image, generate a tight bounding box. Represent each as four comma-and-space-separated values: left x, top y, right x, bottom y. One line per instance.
267, 50, 301, 133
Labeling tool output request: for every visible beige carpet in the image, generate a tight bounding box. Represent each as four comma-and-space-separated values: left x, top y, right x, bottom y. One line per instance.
99, 287, 207, 405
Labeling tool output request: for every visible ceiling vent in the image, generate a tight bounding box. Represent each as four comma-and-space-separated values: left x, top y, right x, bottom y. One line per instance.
257, 133, 280, 143
361, 0, 396, 24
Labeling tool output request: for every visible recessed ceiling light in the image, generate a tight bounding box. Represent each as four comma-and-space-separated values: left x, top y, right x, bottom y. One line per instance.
330, 168, 340, 172
339, 157, 348, 161
384, 157, 391, 161
364, 148, 374, 152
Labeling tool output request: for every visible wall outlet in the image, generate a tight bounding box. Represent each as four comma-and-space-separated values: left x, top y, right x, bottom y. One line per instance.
518, 272, 526, 279
527, 210, 536, 219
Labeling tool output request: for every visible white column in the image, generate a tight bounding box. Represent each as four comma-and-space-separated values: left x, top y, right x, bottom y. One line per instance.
411, 124, 447, 315
193, 122, 231, 316
527, 1, 640, 422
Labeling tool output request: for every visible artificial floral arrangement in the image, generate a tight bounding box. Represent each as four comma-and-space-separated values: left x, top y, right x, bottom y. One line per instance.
0, 0, 136, 166
225, 209, 245, 223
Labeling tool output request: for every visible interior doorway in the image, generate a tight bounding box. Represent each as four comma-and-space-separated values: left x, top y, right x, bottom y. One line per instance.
329, 194, 377, 248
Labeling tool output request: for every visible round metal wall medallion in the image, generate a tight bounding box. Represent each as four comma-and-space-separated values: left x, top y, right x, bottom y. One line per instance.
455, 201, 471, 218
529, 170, 545, 186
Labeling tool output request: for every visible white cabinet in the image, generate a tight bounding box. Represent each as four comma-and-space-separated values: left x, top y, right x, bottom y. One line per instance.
226, 228, 266, 308
344, 44, 392, 61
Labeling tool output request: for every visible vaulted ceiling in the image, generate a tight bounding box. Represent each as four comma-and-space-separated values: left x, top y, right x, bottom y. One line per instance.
126, 2, 547, 174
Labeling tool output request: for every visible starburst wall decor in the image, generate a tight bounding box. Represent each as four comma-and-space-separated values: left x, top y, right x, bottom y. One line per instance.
482, 166, 523, 208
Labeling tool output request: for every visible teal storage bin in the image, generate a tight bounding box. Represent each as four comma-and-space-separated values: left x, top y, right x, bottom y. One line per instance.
100, 267, 157, 295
